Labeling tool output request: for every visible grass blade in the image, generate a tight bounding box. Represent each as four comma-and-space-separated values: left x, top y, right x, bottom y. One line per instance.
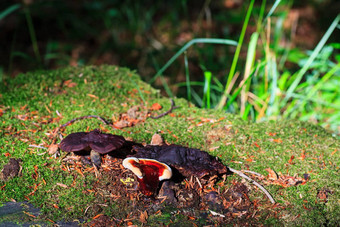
217, 0, 255, 109
241, 32, 259, 114
285, 14, 340, 101
203, 71, 212, 108
285, 62, 340, 117
149, 38, 238, 84
0, 4, 21, 21
184, 51, 191, 102
24, 6, 41, 66
264, 0, 282, 21
226, 65, 259, 108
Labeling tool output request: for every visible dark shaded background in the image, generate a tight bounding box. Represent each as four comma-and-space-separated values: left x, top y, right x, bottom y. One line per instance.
1, 0, 339, 89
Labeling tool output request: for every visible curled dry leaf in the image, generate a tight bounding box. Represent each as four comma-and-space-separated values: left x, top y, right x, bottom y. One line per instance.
150, 103, 162, 111
265, 168, 278, 180
150, 133, 164, 145
139, 210, 148, 223
48, 144, 59, 155
265, 168, 307, 188
56, 183, 68, 188
63, 79, 77, 88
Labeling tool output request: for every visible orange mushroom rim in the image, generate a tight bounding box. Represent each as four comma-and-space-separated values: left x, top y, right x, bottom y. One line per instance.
122, 157, 172, 181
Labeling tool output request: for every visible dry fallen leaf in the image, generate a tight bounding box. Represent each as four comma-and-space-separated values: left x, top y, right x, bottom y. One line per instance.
150, 133, 164, 145
139, 210, 148, 223
56, 183, 68, 188
63, 79, 77, 88
48, 144, 59, 155
87, 94, 98, 99
265, 168, 278, 180
150, 103, 162, 111
288, 155, 295, 164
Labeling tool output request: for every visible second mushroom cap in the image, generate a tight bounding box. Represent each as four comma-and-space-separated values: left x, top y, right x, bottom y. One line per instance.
59, 129, 126, 166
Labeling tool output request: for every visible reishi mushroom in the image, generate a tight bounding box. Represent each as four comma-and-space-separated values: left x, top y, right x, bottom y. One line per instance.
131, 144, 228, 179
122, 157, 172, 196
59, 129, 126, 167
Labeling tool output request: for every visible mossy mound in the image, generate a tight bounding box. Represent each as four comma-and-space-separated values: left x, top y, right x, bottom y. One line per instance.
0, 65, 339, 226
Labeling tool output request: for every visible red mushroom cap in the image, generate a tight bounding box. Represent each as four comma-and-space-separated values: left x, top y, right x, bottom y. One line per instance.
122, 157, 172, 196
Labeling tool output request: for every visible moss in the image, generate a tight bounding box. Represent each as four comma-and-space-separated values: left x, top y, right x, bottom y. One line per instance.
0, 65, 339, 225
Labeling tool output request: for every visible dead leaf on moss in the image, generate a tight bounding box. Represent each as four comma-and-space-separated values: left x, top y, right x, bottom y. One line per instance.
63, 79, 77, 88
113, 105, 148, 129
317, 188, 333, 203
87, 94, 98, 99
48, 144, 59, 155
139, 210, 148, 223
264, 169, 307, 187
150, 133, 164, 145
265, 168, 278, 180
150, 103, 162, 111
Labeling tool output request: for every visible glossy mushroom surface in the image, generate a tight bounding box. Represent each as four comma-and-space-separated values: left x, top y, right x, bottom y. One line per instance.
122, 157, 172, 196
59, 129, 126, 166
132, 144, 228, 179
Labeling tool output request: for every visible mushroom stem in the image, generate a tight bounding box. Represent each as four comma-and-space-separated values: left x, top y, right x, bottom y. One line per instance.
90, 150, 101, 168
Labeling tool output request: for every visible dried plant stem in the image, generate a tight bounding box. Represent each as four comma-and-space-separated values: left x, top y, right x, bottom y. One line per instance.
149, 99, 180, 119
50, 115, 113, 143
29, 145, 47, 150
228, 167, 275, 204
60, 115, 112, 128
242, 170, 264, 177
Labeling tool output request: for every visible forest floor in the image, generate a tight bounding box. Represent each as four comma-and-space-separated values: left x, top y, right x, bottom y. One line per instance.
0, 65, 339, 226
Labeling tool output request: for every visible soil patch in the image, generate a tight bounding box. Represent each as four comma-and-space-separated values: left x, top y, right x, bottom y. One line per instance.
74, 154, 276, 226
0, 159, 22, 181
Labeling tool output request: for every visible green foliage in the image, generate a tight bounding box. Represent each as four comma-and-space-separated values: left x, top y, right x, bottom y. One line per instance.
153, 1, 340, 135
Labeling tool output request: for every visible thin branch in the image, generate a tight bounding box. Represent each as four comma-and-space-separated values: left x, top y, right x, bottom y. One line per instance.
228, 167, 275, 204
149, 99, 180, 119
59, 115, 112, 129
242, 170, 264, 177
29, 145, 47, 150
51, 115, 113, 144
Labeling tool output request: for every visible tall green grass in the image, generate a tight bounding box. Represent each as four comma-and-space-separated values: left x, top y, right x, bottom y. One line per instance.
152, 1, 340, 134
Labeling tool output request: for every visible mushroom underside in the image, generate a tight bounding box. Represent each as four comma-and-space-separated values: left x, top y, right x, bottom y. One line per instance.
123, 157, 172, 196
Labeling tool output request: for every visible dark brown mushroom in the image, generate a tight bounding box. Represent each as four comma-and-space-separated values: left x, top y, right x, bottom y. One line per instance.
59, 129, 126, 167
122, 157, 172, 196
131, 144, 228, 180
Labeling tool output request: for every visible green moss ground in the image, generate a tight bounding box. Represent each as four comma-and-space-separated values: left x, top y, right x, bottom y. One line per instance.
0, 65, 339, 226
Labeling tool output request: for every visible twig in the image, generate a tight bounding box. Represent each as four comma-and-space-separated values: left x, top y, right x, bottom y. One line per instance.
228, 167, 275, 204
209, 210, 225, 218
51, 115, 113, 143
149, 99, 180, 119
195, 177, 203, 188
29, 145, 47, 150
242, 170, 264, 177
59, 115, 112, 129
